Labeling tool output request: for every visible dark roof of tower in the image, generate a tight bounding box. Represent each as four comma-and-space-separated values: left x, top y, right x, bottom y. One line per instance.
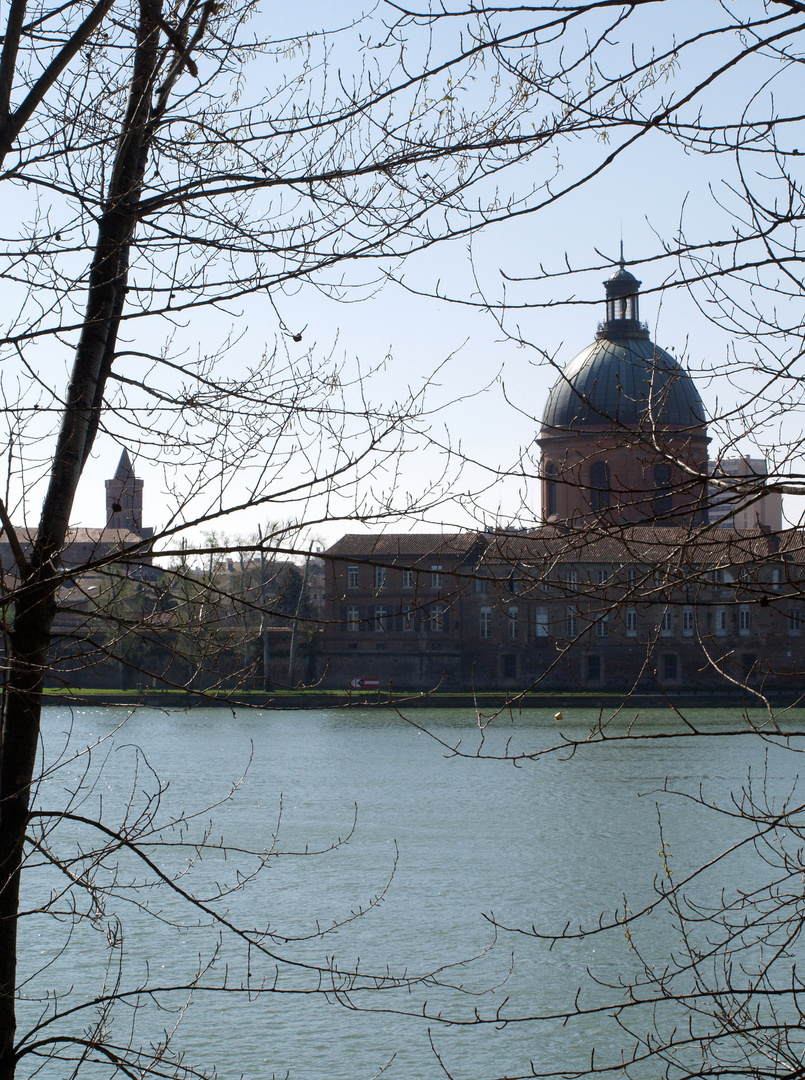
113, 448, 134, 480
542, 260, 706, 432
605, 264, 640, 289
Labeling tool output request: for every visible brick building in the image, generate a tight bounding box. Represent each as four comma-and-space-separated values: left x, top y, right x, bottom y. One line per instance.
321, 263, 797, 695
320, 525, 805, 694
0, 449, 153, 575
322, 532, 484, 689
0, 450, 156, 688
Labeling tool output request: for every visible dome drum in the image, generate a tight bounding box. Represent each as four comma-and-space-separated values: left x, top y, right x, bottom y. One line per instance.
540, 431, 709, 526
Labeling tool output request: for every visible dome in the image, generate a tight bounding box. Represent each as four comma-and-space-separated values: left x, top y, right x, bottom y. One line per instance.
606, 265, 640, 288
542, 335, 706, 431
542, 257, 706, 433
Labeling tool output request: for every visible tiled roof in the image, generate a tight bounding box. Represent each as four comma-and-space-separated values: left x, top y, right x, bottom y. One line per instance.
482, 525, 805, 566
324, 532, 483, 560
2, 526, 145, 546
0, 526, 151, 574
325, 525, 805, 567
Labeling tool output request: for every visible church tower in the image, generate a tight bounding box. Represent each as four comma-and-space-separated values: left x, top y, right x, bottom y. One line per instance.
105, 449, 149, 536
539, 258, 709, 526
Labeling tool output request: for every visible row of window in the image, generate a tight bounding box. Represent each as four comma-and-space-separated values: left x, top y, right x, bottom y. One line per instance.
488, 604, 753, 640
497, 651, 683, 684
498, 651, 759, 684
347, 563, 793, 596
346, 604, 448, 632
543, 462, 676, 516
580, 650, 758, 684
343, 602, 803, 639
349, 565, 443, 591
580, 652, 681, 683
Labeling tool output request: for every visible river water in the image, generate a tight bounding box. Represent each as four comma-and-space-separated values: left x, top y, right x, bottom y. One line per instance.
18, 704, 805, 1080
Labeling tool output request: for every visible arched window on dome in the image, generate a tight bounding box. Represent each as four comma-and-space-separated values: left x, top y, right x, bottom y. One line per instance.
590, 461, 610, 513
545, 461, 557, 519
653, 463, 673, 519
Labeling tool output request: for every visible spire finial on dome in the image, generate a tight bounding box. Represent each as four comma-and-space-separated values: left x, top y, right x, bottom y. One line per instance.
619, 238, 625, 268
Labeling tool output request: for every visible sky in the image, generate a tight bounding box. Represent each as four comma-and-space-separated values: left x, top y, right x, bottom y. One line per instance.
20, 0, 804, 554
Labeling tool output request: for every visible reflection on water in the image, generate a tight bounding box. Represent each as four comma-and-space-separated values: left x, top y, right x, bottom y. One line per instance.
18, 705, 805, 1080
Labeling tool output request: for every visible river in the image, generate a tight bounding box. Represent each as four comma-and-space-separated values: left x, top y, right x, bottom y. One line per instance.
17, 704, 805, 1080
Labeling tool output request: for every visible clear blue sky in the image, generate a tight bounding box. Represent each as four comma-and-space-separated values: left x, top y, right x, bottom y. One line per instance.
59, 1, 804, 551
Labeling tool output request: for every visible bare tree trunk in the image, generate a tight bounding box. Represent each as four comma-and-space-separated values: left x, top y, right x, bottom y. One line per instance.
0, 7, 161, 1075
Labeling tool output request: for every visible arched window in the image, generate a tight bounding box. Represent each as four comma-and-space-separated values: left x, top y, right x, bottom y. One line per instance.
545, 461, 557, 518
653, 463, 673, 518
590, 461, 610, 512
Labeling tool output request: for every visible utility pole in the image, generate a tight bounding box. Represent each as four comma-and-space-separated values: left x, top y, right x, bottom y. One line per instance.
258, 526, 271, 692
287, 549, 312, 686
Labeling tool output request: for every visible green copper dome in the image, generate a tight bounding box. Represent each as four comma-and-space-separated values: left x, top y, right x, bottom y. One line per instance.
542, 335, 706, 431
542, 261, 706, 432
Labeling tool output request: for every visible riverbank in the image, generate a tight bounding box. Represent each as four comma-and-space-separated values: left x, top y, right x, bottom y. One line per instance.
40, 686, 801, 710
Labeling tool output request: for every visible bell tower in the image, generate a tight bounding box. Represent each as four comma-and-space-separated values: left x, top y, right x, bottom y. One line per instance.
105, 449, 147, 535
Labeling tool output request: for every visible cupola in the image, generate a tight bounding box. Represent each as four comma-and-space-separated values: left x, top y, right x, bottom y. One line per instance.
599, 248, 646, 338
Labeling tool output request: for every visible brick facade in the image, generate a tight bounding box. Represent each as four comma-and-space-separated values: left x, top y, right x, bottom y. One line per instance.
320, 526, 805, 695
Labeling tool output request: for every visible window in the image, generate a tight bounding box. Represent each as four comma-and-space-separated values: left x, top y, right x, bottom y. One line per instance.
597, 568, 608, 585
590, 461, 610, 512
715, 606, 727, 636
503, 654, 517, 679
789, 610, 801, 637
402, 603, 414, 632
373, 606, 388, 632
401, 569, 414, 590
474, 576, 487, 595
374, 566, 386, 591
712, 568, 724, 592
480, 607, 492, 639
347, 606, 360, 632
545, 461, 557, 518
662, 654, 678, 681
507, 605, 518, 640
595, 614, 609, 638
535, 606, 549, 638
431, 565, 443, 589
739, 605, 751, 636
347, 565, 359, 589
430, 605, 445, 632
626, 607, 637, 637
627, 568, 637, 592
682, 606, 695, 637
507, 573, 520, 595
771, 567, 782, 592
566, 569, 578, 592
661, 610, 672, 637
567, 606, 577, 638
586, 654, 602, 681
653, 463, 673, 518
